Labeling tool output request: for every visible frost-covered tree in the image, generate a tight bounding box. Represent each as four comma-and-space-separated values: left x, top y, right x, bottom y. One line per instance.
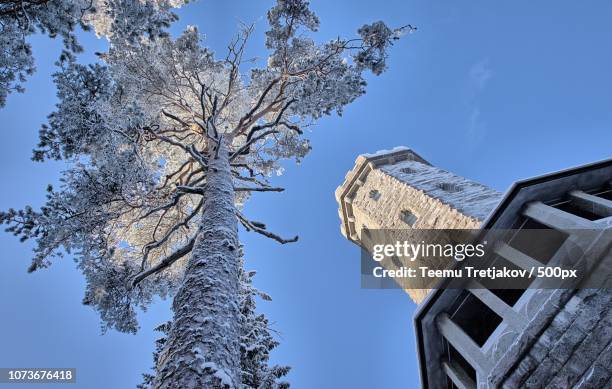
139, 321, 171, 389
237, 255, 290, 389
1, 0, 412, 387
139, 249, 290, 389
0, 0, 183, 107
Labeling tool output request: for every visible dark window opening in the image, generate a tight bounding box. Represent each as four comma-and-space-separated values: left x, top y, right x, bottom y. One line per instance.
595, 189, 612, 201
490, 289, 524, 307
438, 182, 462, 192
451, 293, 503, 347
400, 167, 416, 174
552, 200, 602, 221
400, 209, 418, 226
445, 342, 477, 386
480, 256, 529, 300
369, 189, 381, 201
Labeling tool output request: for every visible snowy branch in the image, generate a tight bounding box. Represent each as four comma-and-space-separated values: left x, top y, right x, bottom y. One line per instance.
236, 211, 298, 244
187, 144, 209, 169
234, 186, 285, 192
230, 129, 279, 161
235, 78, 280, 134
132, 235, 197, 288
140, 199, 203, 269
176, 185, 205, 195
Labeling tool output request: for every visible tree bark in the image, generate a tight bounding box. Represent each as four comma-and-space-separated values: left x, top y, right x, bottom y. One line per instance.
154, 140, 241, 388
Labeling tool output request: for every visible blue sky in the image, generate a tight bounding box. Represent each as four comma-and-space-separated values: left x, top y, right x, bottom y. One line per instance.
0, 1, 611, 388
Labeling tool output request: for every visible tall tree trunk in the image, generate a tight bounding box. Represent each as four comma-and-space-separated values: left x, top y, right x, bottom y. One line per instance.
155, 140, 241, 388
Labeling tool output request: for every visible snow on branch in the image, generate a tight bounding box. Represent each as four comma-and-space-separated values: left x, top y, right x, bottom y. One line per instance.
0, 0, 185, 107
230, 129, 280, 161
176, 185, 206, 195
234, 186, 285, 192
131, 235, 197, 288
140, 199, 203, 270
236, 211, 298, 244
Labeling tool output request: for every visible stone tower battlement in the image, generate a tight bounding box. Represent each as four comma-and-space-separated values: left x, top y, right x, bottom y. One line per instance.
335, 147, 502, 303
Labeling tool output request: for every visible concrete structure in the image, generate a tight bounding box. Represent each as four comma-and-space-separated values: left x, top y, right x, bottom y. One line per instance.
335, 147, 501, 303
336, 149, 612, 388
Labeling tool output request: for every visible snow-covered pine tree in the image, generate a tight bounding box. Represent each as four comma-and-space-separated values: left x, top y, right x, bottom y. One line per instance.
237, 253, 290, 389
1, 0, 412, 387
0, 0, 184, 107
139, 321, 171, 389
139, 249, 290, 389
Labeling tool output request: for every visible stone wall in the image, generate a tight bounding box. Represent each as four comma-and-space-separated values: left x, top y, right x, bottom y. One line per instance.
501, 289, 611, 388
350, 159, 501, 234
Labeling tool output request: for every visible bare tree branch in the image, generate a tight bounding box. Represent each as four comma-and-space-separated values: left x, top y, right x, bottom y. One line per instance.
161, 110, 191, 129
231, 163, 255, 177
140, 199, 203, 269
232, 172, 268, 186
246, 99, 297, 141
176, 185, 205, 195
235, 78, 280, 133
138, 192, 184, 221
160, 160, 191, 189
236, 211, 298, 244
230, 99, 302, 160
214, 134, 223, 159
131, 235, 197, 288
230, 129, 279, 161
234, 186, 284, 192
187, 144, 208, 169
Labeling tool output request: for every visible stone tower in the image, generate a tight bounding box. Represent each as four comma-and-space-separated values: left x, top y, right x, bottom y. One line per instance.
335, 147, 502, 304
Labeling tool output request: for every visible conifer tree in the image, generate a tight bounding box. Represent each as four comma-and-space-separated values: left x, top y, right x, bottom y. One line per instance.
0, 0, 183, 107
139, 249, 290, 388
1, 0, 412, 386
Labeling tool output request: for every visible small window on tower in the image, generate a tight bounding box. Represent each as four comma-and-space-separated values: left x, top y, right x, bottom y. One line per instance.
438, 182, 462, 192
400, 209, 418, 226
400, 167, 417, 174
369, 189, 381, 201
